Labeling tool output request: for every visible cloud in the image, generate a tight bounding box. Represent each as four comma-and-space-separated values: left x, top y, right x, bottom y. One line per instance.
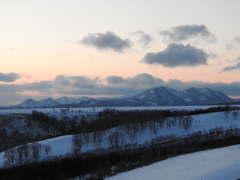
226, 44, 235, 50
140, 43, 209, 67
234, 36, 240, 44
133, 31, 152, 47
54, 75, 101, 89
106, 73, 164, 88
159, 24, 216, 43
7, 47, 17, 52
24, 81, 53, 92
105, 76, 125, 84
0, 84, 24, 93
226, 36, 240, 50
222, 56, 240, 71
222, 62, 240, 71
80, 31, 132, 53
2, 73, 240, 106
0, 72, 21, 82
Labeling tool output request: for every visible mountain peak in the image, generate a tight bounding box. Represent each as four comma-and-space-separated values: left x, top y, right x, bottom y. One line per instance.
11, 86, 234, 108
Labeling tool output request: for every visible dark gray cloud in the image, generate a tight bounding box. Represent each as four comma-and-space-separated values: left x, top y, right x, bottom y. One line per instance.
222, 56, 240, 71
106, 73, 164, 88
0, 72, 21, 82
24, 81, 53, 91
134, 31, 152, 47
105, 76, 125, 84
54, 75, 101, 89
160, 24, 216, 43
0, 84, 24, 93
141, 43, 209, 67
222, 62, 240, 71
80, 31, 132, 53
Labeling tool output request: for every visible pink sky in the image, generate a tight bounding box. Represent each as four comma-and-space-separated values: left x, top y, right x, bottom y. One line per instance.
1, 0, 240, 105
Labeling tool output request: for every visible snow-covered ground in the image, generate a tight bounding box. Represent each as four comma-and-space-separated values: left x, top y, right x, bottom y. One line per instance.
0, 109, 240, 168
106, 144, 240, 180
0, 105, 230, 114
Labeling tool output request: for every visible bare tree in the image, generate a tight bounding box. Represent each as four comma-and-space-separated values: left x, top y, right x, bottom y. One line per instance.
93, 131, 104, 149
72, 134, 84, 156
231, 110, 239, 120
166, 118, 174, 129
125, 122, 139, 143
16, 146, 25, 165
157, 117, 165, 128
4, 148, 16, 167
108, 131, 126, 149
108, 132, 115, 149
43, 144, 52, 154
224, 111, 230, 119
30, 142, 42, 163
182, 116, 193, 132
22, 144, 30, 163
83, 133, 91, 146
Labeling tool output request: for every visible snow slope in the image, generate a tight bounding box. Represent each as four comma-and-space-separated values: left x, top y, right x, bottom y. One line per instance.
106, 145, 240, 180
0, 109, 240, 168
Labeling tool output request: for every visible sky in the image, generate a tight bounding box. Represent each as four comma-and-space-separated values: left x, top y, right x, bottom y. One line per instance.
1, 0, 240, 106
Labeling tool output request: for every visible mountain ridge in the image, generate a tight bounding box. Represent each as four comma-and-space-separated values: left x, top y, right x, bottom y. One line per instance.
11, 86, 239, 108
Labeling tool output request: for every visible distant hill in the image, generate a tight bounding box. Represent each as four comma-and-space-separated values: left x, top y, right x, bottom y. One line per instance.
11, 86, 238, 108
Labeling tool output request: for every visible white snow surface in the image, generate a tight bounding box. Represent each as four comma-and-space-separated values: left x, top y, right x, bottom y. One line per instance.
106, 145, 240, 180
0, 105, 232, 114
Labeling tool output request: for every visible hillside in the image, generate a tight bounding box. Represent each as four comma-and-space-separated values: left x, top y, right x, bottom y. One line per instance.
106, 144, 240, 180
0, 106, 239, 179
1, 109, 239, 166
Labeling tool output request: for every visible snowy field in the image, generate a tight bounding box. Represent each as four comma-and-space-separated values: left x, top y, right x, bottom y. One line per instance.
0, 109, 240, 168
106, 144, 240, 180
0, 105, 230, 114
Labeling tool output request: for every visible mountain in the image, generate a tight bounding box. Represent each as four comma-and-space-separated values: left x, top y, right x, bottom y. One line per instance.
12, 98, 60, 108
178, 87, 233, 105
75, 86, 235, 107
37, 98, 60, 107
12, 98, 42, 108
125, 86, 187, 106
55, 96, 78, 104
55, 96, 96, 104
11, 86, 236, 108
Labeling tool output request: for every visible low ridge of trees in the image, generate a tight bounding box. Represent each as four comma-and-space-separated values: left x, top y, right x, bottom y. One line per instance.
3, 143, 52, 168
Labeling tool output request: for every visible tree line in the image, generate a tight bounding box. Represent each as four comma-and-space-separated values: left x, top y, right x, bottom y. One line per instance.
3, 142, 52, 168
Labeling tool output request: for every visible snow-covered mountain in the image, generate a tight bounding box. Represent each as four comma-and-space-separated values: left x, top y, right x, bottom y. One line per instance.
55, 96, 95, 104
12, 98, 42, 108
76, 86, 235, 107
178, 87, 233, 105
37, 98, 60, 107
11, 86, 237, 108
55, 96, 77, 104
126, 86, 187, 106
12, 98, 60, 108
